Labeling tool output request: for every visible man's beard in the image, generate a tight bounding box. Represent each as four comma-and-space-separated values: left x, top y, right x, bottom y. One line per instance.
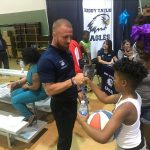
56, 40, 68, 51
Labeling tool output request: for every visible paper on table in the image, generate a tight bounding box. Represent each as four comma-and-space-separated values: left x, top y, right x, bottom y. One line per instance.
0, 86, 10, 98
0, 115, 24, 129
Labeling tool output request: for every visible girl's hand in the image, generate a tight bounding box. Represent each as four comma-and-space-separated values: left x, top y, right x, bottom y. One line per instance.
8, 81, 19, 91
78, 91, 85, 102
84, 77, 91, 84
22, 83, 29, 90
77, 112, 89, 124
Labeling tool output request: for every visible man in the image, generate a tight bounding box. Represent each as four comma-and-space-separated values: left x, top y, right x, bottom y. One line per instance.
0, 33, 9, 69
38, 18, 85, 150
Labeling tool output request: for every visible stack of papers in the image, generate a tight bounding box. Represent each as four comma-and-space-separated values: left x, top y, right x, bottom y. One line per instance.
0, 84, 10, 98
0, 115, 25, 131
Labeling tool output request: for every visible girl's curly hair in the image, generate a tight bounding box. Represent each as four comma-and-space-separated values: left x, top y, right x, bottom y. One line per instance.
22, 47, 40, 65
113, 58, 148, 89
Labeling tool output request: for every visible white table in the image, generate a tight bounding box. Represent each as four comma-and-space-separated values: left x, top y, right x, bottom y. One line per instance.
0, 110, 28, 148
0, 110, 47, 148
0, 70, 48, 147
0, 69, 27, 77
0, 83, 51, 112
0, 69, 51, 112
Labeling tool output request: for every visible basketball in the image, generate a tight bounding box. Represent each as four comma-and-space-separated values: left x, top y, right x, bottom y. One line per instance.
87, 110, 114, 141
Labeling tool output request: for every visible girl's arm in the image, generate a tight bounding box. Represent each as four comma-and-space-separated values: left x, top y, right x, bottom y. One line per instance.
87, 79, 120, 104
77, 103, 130, 143
9, 77, 26, 90
22, 73, 40, 90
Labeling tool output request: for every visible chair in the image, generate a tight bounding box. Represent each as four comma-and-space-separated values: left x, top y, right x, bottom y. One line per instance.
31, 102, 38, 124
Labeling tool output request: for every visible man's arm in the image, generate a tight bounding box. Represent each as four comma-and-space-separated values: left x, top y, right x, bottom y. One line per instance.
43, 73, 85, 96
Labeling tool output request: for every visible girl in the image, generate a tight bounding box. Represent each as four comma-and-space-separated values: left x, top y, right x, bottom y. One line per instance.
77, 58, 147, 149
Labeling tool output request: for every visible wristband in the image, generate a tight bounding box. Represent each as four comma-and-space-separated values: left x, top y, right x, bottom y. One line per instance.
71, 77, 77, 86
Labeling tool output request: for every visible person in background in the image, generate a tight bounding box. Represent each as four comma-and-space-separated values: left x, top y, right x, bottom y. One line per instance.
131, 15, 150, 149
117, 40, 134, 60
69, 39, 82, 73
97, 39, 117, 65
77, 58, 148, 150
37, 18, 85, 150
97, 39, 117, 76
69, 40, 87, 102
69, 39, 91, 73
10, 47, 47, 126
0, 32, 9, 69
80, 30, 91, 60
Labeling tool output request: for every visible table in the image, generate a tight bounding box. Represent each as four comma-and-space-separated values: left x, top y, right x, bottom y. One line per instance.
0, 83, 51, 112
0, 69, 27, 77
0, 110, 28, 148
0, 69, 51, 112
0, 110, 47, 148
0, 70, 48, 147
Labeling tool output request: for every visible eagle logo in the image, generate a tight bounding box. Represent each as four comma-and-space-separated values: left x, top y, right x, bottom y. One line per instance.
107, 78, 113, 87
87, 14, 110, 33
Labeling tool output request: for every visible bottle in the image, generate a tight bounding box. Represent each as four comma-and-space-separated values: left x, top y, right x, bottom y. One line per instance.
79, 100, 88, 116
80, 85, 89, 105
19, 60, 24, 73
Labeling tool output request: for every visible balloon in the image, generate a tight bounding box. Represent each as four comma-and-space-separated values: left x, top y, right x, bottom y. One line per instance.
119, 10, 129, 25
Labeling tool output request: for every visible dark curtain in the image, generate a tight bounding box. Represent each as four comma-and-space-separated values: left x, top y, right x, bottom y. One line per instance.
113, 0, 139, 52
46, 0, 83, 42
46, 0, 138, 50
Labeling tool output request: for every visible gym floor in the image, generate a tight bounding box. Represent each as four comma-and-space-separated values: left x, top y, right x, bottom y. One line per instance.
0, 58, 116, 150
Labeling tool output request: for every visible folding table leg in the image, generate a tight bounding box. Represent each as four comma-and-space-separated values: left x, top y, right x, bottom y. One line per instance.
6, 133, 15, 148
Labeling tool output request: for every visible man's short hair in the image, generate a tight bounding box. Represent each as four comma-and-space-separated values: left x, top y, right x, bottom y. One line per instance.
52, 18, 72, 32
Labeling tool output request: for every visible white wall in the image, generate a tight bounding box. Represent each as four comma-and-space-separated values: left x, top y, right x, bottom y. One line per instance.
0, 0, 46, 14
141, 0, 150, 6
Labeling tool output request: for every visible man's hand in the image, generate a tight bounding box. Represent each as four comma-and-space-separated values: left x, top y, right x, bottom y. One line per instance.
74, 73, 85, 85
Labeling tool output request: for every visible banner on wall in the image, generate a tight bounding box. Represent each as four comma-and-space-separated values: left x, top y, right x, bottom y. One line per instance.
83, 0, 114, 59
